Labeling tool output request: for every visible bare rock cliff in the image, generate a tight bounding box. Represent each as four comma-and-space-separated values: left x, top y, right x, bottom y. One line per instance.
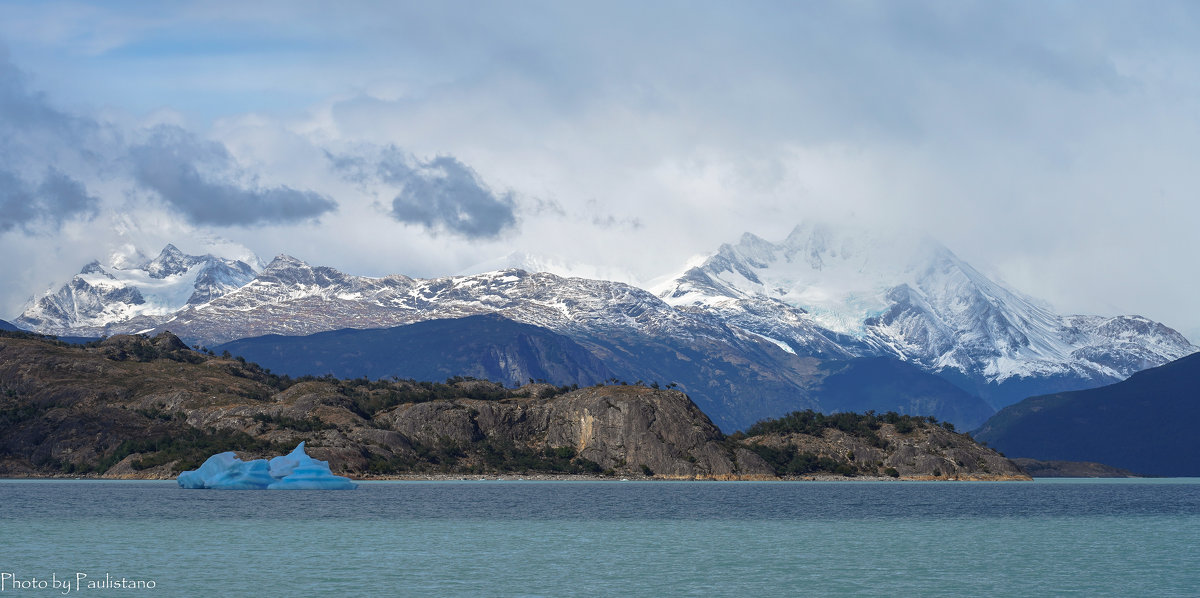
0, 331, 1026, 480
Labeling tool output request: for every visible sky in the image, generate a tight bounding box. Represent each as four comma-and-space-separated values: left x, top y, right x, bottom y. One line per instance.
0, 1, 1198, 341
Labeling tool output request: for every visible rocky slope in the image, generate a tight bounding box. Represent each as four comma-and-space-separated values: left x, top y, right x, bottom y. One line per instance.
656, 223, 1196, 408
0, 331, 1024, 480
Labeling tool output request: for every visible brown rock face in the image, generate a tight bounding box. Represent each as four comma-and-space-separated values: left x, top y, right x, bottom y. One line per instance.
375, 385, 772, 478
0, 332, 1026, 480
746, 423, 1029, 480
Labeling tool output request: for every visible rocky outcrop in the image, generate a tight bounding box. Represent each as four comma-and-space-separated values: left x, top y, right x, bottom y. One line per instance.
746, 424, 1027, 481
1011, 458, 1145, 478
379, 385, 772, 479
0, 331, 1026, 480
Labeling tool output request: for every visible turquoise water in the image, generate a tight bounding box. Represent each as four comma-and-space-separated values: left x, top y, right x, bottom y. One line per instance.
1, 479, 1197, 596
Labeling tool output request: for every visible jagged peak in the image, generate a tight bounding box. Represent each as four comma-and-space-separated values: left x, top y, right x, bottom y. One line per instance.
158, 243, 184, 257
264, 254, 311, 270
143, 243, 192, 269
143, 244, 207, 279
80, 260, 109, 276
782, 221, 829, 246
736, 231, 771, 248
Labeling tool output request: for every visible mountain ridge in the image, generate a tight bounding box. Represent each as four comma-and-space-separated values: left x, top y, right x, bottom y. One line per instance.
972, 351, 1200, 476
214, 313, 616, 387
15, 244, 259, 335
13, 228, 1195, 429
656, 223, 1196, 408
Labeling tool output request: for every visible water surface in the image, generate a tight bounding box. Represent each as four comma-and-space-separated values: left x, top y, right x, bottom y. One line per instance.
1, 479, 1196, 596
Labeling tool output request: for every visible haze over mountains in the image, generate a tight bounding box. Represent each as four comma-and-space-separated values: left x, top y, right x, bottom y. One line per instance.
9, 224, 1195, 432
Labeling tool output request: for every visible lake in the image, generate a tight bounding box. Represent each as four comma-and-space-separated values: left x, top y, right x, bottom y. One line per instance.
1, 479, 1197, 596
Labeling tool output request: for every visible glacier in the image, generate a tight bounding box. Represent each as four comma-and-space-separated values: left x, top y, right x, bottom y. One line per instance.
177, 442, 357, 490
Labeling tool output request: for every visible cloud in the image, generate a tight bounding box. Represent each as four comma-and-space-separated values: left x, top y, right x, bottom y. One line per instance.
0, 167, 99, 233
0, 48, 74, 136
0, 49, 107, 212
129, 125, 336, 227
330, 146, 517, 239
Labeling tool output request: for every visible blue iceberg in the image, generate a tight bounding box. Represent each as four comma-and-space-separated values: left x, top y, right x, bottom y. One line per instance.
178, 442, 357, 490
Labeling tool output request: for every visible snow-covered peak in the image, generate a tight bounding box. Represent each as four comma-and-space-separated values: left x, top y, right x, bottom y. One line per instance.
657, 223, 1198, 399
458, 251, 641, 286
263, 254, 311, 272
80, 260, 112, 277
663, 222, 953, 336
16, 244, 260, 334
144, 244, 204, 279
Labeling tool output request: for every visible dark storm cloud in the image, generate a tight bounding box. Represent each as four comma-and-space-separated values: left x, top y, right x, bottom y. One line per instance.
130, 126, 336, 227
0, 168, 99, 233
0, 49, 75, 138
330, 146, 517, 239
0, 50, 102, 233
390, 156, 517, 239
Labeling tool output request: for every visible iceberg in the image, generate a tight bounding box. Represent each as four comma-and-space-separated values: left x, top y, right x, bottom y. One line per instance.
177, 442, 357, 490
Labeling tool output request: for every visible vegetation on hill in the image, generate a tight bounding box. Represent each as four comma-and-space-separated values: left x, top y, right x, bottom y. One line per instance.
0, 330, 1026, 480
730, 410, 995, 479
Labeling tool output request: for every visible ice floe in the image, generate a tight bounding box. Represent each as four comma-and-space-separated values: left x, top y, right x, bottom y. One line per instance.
178, 441, 356, 490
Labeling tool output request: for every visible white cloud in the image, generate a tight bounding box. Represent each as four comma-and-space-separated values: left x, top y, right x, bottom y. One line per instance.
0, 1, 1198, 339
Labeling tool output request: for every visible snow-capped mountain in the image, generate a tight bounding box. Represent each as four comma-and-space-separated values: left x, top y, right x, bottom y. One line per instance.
457, 251, 641, 286
655, 223, 1197, 408
145, 254, 745, 346
15, 244, 260, 337
13, 227, 1193, 428
137, 255, 871, 431
15, 250, 998, 430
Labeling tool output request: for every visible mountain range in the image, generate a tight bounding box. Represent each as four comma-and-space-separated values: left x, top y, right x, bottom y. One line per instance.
9, 225, 1195, 432
655, 223, 1195, 409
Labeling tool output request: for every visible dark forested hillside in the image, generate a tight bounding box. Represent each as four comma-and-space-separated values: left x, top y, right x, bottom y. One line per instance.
973, 352, 1200, 476
214, 314, 615, 387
